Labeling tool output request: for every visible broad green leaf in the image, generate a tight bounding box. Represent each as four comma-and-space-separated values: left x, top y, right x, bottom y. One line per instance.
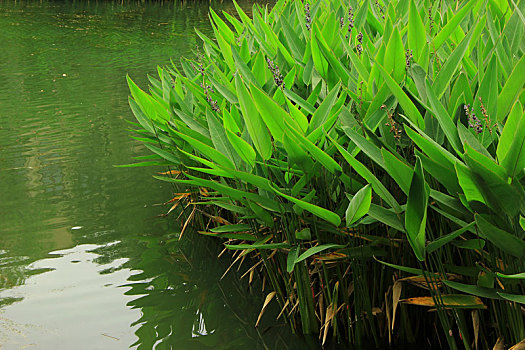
199, 231, 256, 241
225, 242, 291, 250
443, 280, 503, 300
226, 129, 256, 168
465, 144, 523, 216
231, 46, 260, 88
497, 292, 525, 305
452, 239, 486, 250
144, 144, 180, 165
408, 0, 426, 62
384, 27, 405, 83
271, 183, 341, 226
366, 202, 405, 232
405, 157, 428, 261
381, 148, 413, 194
173, 130, 235, 169
283, 132, 314, 171
295, 244, 346, 263
343, 126, 385, 168
497, 101, 522, 164
346, 184, 372, 226
425, 79, 462, 154
285, 98, 308, 132
311, 23, 328, 78
235, 75, 272, 160
375, 258, 437, 277
427, 223, 476, 253
287, 246, 300, 273
496, 272, 525, 279
308, 83, 340, 133
296, 228, 311, 240
206, 110, 237, 166
376, 63, 425, 129
457, 123, 493, 159
127, 75, 169, 122
249, 83, 288, 140
286, 124, 342, 175
210, 224, 252, 233
128, 97, 155, 134
475, 214, 525, 258
433, 21, 476, 99
455, 162, 487, 207
432, 0, 477, 49
333, 140, 402, 213
499, 105, 525, 177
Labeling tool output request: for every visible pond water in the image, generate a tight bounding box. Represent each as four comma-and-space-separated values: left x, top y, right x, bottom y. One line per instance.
0, 1, 311, 348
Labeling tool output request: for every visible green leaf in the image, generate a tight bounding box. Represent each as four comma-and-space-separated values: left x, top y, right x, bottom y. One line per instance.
381, 148, 413, 195
375, 258, 437, 276
249, 83, 289, 140
376, 63, 425, 129
475, 214, 525, 258
225, 129, 256, 168
496, 272, 525, 279
432, 0, 477, 49
455, 161, 486, 207
308, 83, 341, 133
405, 157, 429, 261
366, 202, 405, 232
144, 144, 180, 165
346, 184, 372, 226
497, 292, 525, 305
499, 104, 525, 177
210, 224, 252, 233
271, 183, 341, 226
497, 101, 522, 164
286, 124, 342, 175
443, 280, 503, 300
173, 130, 235, 169
199, 231, 256, 241
296, 228, 312, 240
408, 0, 426, 62
384, 27, 405, 83
433, 17, 477, 99
127, 75, 169, 122
333, 140, 402, 213
235, 75, 272, 160
427, 222, 475, 253
287, 246, 300, 273
464, 144, 523, 216
451, 239, 486, 250
425, 79, 462, 154
225, 242, 291, 250
206, 110, 237, 166
295, 244, 346, 263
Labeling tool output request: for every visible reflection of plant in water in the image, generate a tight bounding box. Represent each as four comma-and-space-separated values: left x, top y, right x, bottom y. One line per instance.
124, 231, 311, 350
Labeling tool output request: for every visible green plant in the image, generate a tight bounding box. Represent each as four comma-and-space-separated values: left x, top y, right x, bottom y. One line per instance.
125, 0, 525, 348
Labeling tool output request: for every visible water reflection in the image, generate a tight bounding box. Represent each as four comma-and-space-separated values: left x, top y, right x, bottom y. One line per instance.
124, 231, 309, 350
0, 0, 310, 348
0, 242, 139, 348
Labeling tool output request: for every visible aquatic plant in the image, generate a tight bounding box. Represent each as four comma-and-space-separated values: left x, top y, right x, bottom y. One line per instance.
125, 0, 525, 348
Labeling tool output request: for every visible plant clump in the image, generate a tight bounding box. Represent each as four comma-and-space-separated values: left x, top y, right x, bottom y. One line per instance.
126, 0, 525, 348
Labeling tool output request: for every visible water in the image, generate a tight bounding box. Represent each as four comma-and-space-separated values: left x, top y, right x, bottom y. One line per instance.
0, 1, 308, 348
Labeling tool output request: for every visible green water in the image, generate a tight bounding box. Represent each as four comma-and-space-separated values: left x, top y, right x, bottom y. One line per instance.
0, 1, 310, 348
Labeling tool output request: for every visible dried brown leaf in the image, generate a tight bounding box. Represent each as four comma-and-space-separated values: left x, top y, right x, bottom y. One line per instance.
256, 291, 276, 327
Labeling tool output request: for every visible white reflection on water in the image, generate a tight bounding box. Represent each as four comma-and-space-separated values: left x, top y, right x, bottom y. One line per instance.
0, 243, 141, 349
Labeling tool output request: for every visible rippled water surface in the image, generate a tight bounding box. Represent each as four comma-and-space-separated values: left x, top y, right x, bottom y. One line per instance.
0, 1, 307, 348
